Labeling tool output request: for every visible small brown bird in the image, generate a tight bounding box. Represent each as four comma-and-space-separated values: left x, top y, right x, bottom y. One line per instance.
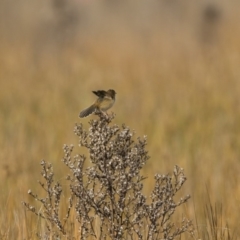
79, 89, 116, 118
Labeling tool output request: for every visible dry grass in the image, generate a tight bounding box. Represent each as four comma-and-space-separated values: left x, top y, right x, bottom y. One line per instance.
1, 0, 240, 239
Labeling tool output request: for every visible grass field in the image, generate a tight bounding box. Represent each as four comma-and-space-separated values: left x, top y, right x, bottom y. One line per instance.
1, 0, 240, 239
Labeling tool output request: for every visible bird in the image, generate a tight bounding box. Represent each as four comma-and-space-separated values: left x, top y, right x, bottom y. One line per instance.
79, 89, 116, 118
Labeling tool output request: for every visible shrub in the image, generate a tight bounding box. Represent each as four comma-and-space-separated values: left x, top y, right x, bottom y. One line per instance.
23, 111, 193, 239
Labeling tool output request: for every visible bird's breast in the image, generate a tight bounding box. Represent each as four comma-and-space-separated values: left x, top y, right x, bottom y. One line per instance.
98, 98, 115, 111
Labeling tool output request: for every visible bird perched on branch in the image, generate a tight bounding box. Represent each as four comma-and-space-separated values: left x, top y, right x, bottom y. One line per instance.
79, 89, 116, 118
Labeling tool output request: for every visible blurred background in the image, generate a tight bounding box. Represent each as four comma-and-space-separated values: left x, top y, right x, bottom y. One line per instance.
1, 0, 240, 238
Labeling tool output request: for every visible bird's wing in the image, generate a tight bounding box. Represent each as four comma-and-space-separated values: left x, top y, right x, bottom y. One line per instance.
92, 90, 107, 98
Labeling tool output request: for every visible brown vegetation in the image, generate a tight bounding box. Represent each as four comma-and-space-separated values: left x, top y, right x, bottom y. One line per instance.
1, 0, 240, 239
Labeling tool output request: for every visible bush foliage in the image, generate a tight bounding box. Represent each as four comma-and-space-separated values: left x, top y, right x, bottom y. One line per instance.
23, 112, 193, 239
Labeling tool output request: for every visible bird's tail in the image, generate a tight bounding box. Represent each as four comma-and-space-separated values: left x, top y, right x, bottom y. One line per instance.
79, 104, 97, 118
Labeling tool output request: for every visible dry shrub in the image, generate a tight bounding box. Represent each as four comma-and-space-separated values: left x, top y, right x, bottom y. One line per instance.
23, 111, 193, 239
